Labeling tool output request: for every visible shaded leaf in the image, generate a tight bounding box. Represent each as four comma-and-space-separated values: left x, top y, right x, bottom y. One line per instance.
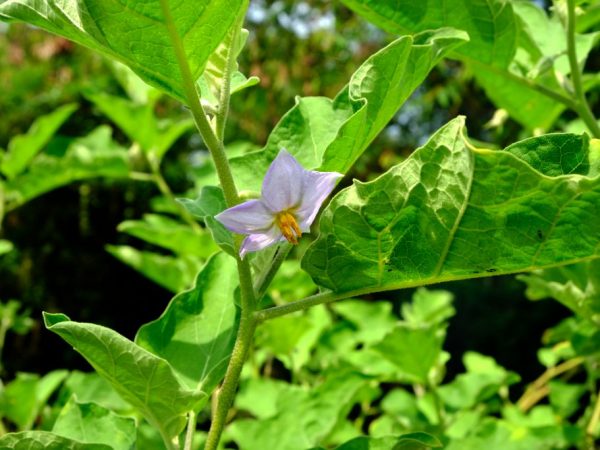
6, 126, 129, 207
43, 313, 203, 440
340, 0, 516, 67
1, 103, 77, 179
136, 253, 240, 395
106, 245, 202, 293
0, 370, 68, 430
0, 431, 111, 450
53, 397, 136, 450
117, 214, 218, 258
178, 186, 235, 255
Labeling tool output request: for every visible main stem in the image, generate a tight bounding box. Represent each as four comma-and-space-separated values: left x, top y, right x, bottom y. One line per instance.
566, 0, 600, 138
158, 3, 257, 449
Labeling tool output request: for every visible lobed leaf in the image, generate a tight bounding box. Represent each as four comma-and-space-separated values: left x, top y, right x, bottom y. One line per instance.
43, 313, 203, 441
303, 117, 600, 293
0, 0, 246, 102
136, 252, 240, 395
229, 28, 468, 191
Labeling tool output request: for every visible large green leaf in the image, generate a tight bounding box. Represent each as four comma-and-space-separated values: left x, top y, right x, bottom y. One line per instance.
53, 397, 136, 450
303, 117, 600, 293
136, 252, 240, 395
43, 313, 203, 440
0, 0, 246, 102
0, 431, 111, 450
5, 126, 129, 208
340, 0, 516, 67
1, 103, 77, 179
229, 28, 468, 191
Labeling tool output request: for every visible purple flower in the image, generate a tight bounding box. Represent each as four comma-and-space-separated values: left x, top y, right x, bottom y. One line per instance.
216, 150, 342, 258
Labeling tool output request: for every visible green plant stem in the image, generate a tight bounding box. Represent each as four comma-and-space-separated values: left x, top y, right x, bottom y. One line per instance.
215, 14, 243, 143
183, 411, 196, 450
253, 243, 292, 299
147, 157, 202, 233
566, 0, 600, 138
157, 4, 257, 450
587, 387, 600, 436
517, 357, 585, 412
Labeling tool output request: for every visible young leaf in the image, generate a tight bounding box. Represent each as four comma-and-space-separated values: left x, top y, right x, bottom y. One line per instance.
136, 252, 240, 395
178, 186, 235, 255
5, 126, 129, 208
229, 28, 468, 191
198, 24, 259, 109
43, 312, 203, 441
0, 0, 247, 102
1, 103, 77, 179
0, 431, 111, 450
106, 245, 202, 293
53, 397, 136, 450
303, 117, 600, 293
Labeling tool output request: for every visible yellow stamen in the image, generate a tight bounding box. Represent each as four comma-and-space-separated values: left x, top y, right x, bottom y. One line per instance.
275, 211, 302, 244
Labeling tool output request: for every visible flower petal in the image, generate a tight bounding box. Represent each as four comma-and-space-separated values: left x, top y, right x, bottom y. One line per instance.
215, 200, 274, 234
296, 170, 342, 230
239, 227, 283, 258
261, 149, 304, 212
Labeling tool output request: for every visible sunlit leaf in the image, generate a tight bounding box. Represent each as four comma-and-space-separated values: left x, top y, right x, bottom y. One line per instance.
43, 313, 203, 440
303, 117, 600, 293
136, 253, 240, 395
0, 0, 247, 102
230, 28, 468, 191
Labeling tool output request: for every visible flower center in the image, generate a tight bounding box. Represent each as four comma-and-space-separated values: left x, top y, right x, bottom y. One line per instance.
275, 211, 302, 244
